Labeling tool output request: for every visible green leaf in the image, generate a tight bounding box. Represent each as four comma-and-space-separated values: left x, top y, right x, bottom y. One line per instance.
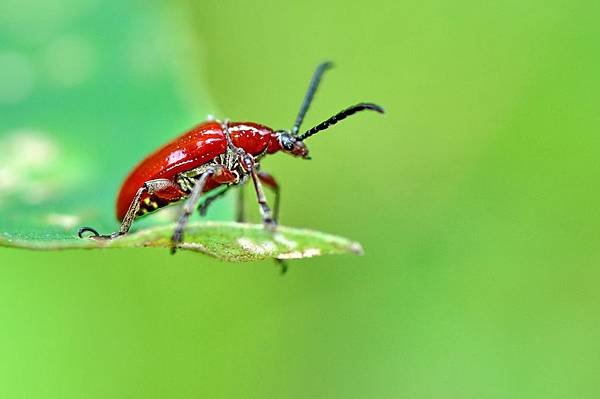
0, 222, 363, 262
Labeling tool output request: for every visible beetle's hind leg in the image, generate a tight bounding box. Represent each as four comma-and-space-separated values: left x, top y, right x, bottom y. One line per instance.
78, 178, 179, 240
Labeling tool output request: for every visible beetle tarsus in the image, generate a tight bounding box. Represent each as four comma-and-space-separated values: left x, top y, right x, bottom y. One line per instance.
170, 227, 183, 254
78, 226, 100, 238
170, 228, 184, 254
78, 226, 122, 240
275, 258, 288, 275
263, 218, 277, 232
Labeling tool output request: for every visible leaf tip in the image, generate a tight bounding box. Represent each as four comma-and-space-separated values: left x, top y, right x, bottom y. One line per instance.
349, 241, 364, 256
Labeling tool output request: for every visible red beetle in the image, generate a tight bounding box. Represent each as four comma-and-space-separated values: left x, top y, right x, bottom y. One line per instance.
78, 62, 384, 253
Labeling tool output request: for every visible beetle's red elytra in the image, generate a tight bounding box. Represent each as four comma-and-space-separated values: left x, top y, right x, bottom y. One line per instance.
78, 62, 384, 255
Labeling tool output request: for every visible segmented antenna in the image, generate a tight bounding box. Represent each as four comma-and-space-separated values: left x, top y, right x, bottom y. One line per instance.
291, 62, 333, 135
296, 103, 384, 141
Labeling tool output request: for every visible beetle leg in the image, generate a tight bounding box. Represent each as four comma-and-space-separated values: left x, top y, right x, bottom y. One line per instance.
197, 173, 278, 224
249, 166, 275, 230
220, 120, 252, 223
118, 178, 180, 236
236, 153, 275, 229
252, 171, 287, 273
78, 178, 177, 239
197, 185, 230, 216
172, 164, 239, 253
274, 258, 288, 275
255, 172, 288, 274
171, 168, 215, 254
236, 186, 245, 223
257, 170, 281, 223
196, 185, 248, 224
240, 172, 287, 273
207, 173, 278, 224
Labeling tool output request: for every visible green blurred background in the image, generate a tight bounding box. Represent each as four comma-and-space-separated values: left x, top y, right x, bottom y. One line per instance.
2, 0, 600, 397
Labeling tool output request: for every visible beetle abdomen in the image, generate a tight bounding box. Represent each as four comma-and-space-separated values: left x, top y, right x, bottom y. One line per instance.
116, 121, 228, 221
137, 194, 172, 216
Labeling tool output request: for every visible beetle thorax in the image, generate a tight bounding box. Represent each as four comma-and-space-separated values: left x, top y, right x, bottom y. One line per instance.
228, 122, 278, 157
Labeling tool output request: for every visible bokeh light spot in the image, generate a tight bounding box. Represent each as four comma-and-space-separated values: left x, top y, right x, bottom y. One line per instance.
42, 35, 97, 87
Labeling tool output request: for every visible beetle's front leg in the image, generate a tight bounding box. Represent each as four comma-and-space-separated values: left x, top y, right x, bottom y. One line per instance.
257, 170, 281, 224
252, 171, 275, 229
240, 155, 275, 230
78, 178, 179, 239
251, 168, 288, 274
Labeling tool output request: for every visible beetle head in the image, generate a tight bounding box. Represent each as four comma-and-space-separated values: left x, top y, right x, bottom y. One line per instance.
276, 131, 310, 159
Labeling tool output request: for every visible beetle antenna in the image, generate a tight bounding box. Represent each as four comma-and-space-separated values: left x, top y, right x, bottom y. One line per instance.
296, 103, 384, 141
291, 61, 333, 136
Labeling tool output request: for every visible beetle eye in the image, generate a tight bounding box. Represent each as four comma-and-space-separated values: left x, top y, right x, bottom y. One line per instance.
279, 134, 295, 151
